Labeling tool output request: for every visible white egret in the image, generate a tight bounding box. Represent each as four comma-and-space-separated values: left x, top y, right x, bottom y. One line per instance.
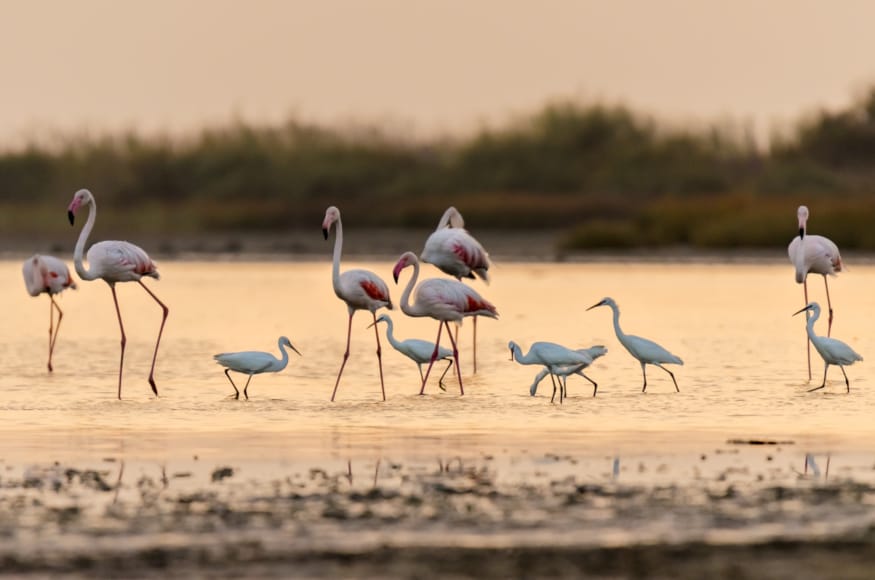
369, 314, 454, 392
793, 302, 862, 393
587, 297, 683, 392
214, 336, 301, 400
508, 341, 597, 402
528, 345, 608, 401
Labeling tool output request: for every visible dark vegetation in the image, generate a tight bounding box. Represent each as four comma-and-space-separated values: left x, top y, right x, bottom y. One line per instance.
5, 87, 875, 251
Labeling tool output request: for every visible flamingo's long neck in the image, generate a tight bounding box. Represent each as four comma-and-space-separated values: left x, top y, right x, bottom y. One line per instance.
399, 258, 424, 317
276, 339, 291, 371
331, 218, 344, 294
73, 200, 100, 281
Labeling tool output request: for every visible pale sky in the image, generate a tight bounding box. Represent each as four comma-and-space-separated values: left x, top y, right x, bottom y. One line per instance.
2, 0, 874, 146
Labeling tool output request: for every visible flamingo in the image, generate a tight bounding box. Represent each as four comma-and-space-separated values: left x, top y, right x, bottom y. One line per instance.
22, 254, 77, 371
214, 336, 301, 400
527, 346, 608, 401
369, 314, 454, 392
793, 302, 862, 393
392, 251, 498, 395
788, 205, 843, 380
323, 206, 393, 402
587, 297, 683, 392
421, 206, 492, 373
67, 188, 169, 399
508, 341, 599, 403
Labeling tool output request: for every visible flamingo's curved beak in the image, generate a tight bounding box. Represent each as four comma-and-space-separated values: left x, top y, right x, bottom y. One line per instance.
68, 210, 75, 226
392, 261, 404, 284
798, 227, 804, 240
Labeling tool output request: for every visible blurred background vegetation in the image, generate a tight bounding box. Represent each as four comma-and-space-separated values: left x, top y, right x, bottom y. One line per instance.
5, 87, 875, 253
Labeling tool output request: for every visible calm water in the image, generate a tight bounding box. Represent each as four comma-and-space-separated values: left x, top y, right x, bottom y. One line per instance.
1, 258, 872, 463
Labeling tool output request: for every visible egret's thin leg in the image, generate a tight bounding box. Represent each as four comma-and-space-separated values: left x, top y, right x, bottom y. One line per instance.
550, 373, 558, 403
437, 360, 453, 389
560, 376, 567, 404
579, 371, 598, 397
138, 280, 168, 397
444, 321, 464, 395
223, 369, 240, 399
823, 275, 834, 337
654, 363, 680, 392
110, 284, 126, 400
420, 322, 445, 395
839, 365, 850, 393
243, 375, 253, 400
372, 312, 386, 402
417, 364, 424, 384
808, 365, 828, 392
641, 363, 648, 393
331, 311, 354, 402
804, 280, 812, 380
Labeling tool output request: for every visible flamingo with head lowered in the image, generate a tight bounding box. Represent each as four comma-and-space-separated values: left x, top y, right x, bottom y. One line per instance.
323, 206, 393, 402
392, 251, 498, 396
22, 254, 77, 372
67, 188, 169, 399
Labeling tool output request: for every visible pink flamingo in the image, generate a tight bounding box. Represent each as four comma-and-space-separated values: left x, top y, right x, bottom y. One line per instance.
392, 251, 498, 395
22, 254, 77, 371
67, 188, 169, 399
323, 206, 393, 402
420, 206, 492, 372
788, 205, 843, 379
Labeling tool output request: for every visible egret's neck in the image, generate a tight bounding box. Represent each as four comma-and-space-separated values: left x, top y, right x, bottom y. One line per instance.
73, 201, 99, 281
512, 344, 536, 364
399, 260, 422, 317
805, 309, 819, 340
382, 319, 401, 350
608, 304, 627, 342
276, 340, 291, 370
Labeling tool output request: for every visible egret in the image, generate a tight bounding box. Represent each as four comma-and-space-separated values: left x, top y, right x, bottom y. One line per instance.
214, 336, 301, 400
508, 341, 598, 403
421, 206, 492, 373
793, 302, 862, 393
323, 206, 393, 402
788, 205, 843, 379
393, 251, 498, 395
528, 346, 608, 401
22, 254, 77, 372
587, 297, 683, 392
68, 189, 169, 399
369, 314, 454, 392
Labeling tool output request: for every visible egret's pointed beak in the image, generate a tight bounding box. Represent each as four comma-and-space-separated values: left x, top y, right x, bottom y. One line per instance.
586, 301, 603, 311
367, 321, 377, 329
291, 345, 302, 356
322, 227, 329, 240
68, 210, 75, 226
793, 305, 811, 317
508, 346, 514, 361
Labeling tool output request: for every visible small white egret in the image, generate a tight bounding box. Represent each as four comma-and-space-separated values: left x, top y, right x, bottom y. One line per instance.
213, 336, 301, 400
788, 205, 843, 379
587, 297, 683, 392
369, 314, 454, 392
793, 302, 862, 393
509, 341, 597, 402
528, 346, 608, 401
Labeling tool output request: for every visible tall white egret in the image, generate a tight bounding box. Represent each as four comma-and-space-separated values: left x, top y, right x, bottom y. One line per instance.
369, 314, 454, 392
214, 336, 301, 400
528, 345, 608, 401
788, 205, 843, 379
793, 302, 862, 393
587, 297, 683, 392
22, 254, 77, 372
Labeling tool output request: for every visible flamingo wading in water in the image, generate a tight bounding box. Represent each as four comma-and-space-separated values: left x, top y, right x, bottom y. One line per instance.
421, 207, 492, 373
788, 205, 843, 380
370, 314, 454, 391
393, 251, 498, 396
793, 302, 862, 393
214, 336, 301, 400
67, 188, 169, 399
587, 297, 683, 392
22, 254, 77, 372
323, 206, 393, 402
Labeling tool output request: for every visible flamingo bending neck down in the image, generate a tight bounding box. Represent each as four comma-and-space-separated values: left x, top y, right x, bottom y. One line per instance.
788, 205, 843, 380
22, 254, 77, 372
393, 251, 498, 396
68, 188, 169, 399
323, 206, 393, 402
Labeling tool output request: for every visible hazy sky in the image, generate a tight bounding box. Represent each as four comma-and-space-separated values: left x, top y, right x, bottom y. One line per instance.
2, 0, 874, 145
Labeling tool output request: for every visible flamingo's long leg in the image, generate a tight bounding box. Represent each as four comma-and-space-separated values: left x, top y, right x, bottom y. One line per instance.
420, 322, 445, 395
47, 296, 63, 372
823, 275, 834, 337
138, 280, 169, 397
372, 312, 386, 402
444, 321, 464, 395
331, 311, 355, 402
110, 284, 127, 400
223, 369, 240, 399
473, 316, 478, 374
804, 280, 812, 380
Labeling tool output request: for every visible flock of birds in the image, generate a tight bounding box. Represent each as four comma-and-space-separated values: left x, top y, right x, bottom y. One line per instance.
22, 191, 864, 401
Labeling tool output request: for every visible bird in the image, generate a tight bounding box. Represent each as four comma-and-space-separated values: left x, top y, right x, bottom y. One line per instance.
67, 188, 169, 399
214, 336, 301, 400
22, 254, 77, 372
528, 346, 608, 401
587, 297, 683, 392
420, 206, 492, 373
793, 302, 862, 393
508, 341, 600, 403
393, 250, 498, 396
788, 205, 843, 380
369, 314, 454, 392
322, 206, 393, 402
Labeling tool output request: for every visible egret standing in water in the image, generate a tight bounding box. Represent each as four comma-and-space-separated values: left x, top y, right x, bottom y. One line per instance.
214, 336, 301, 400
527, 345, 608, 402
587, 297, 683, 392
508, 341, 598, 403
369, 314, 454, 392
788, 205, 843, 379
793, 302, 862, 393
22, 254, 77, 372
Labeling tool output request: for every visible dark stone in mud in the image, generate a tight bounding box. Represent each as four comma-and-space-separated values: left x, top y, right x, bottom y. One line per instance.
211, 467, 234, 482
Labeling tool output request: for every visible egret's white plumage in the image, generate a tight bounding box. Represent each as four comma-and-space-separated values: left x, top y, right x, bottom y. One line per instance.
371, 314, 454, 391
509, 341, 600, 403
528, 346, 608, 400
587, 297, 683, 392
322, 206, 393, 402
793, 302, 862, 393
788, 205, 843, 379
393, 251, 498, 395
68, 188, 169, 399
22, 254, 77, 372
214, 336, 301, 400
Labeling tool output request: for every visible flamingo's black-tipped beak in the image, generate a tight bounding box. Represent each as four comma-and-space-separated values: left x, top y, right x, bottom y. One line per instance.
68, 210, 75, 226
322, 228, 328, 240
792, 305, 810, 317
392, 272, 399, 284
798, 227, 804, 240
